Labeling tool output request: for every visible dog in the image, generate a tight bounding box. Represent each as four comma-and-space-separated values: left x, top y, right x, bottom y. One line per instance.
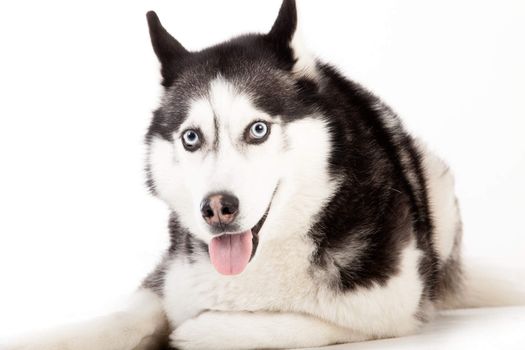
7, 1, 523, 349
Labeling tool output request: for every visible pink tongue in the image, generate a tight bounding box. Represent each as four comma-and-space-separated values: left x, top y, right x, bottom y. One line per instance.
209, 230, 253, 275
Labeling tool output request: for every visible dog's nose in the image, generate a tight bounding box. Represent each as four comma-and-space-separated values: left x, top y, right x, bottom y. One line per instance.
200, 193, 239, 227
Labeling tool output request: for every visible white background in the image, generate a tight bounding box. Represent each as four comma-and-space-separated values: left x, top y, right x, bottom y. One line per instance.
0, 0, 524, 341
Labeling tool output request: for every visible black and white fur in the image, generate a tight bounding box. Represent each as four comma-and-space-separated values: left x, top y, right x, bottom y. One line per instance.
8, 1, 523, 350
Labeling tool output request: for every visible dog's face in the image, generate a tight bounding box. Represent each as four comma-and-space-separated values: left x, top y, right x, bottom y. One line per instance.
148, 75, 286, 246
145, 1, 334, 275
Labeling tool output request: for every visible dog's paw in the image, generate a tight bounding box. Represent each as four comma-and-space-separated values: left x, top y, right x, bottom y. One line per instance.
170, 312, 235, 350
170, 317, 212, 350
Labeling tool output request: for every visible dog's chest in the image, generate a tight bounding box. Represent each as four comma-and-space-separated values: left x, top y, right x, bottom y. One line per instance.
162, 236, 317, 326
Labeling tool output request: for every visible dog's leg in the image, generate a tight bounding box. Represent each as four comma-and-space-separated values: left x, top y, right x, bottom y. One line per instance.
171, 311, 367, 350
6, 288, 169, 350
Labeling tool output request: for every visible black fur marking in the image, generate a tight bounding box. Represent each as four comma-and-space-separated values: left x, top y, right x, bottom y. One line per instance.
249, 181, 280, 261
142, 253, 169, 296
144, 160, 156, 196
306, 64, 439, 293
166, 213, 206, 259
212, 115, 220, 151
142, 213, 208, 295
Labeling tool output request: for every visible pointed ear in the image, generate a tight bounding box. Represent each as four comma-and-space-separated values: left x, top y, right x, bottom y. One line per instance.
267, 0, 317, 80
268, 0, 298, 45
146, 11, 189, 87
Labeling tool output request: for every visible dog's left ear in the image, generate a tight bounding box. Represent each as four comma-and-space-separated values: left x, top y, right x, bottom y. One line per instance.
267, 0, 317, 79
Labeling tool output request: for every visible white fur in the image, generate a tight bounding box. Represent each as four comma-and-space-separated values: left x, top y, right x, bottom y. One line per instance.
289, 4, 318, 80
161, 235, 424, 348
417, 140, 460, 261
171, 311, 367, 350
459, 261, 525, 308
6, 289, 167, 350
290, 30, 318, 80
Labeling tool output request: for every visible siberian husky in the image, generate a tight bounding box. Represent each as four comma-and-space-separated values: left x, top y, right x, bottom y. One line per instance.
7, 1, 523, 350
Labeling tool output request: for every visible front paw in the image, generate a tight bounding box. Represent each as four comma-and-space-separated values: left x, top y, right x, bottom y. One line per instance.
170, 313, 232, 350
170, 317, 209, 350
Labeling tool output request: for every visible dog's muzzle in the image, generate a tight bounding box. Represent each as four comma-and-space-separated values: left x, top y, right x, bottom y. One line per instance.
201, 186, 276, 276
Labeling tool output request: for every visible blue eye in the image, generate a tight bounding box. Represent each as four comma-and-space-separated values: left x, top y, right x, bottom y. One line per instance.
182, 129, 202, 150
249, 121, 269, 141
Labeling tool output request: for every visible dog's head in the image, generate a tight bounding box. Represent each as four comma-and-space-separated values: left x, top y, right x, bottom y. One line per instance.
145, 0, 336, 275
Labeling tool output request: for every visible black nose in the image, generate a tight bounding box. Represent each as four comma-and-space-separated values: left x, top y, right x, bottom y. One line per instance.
200, 193, 239, 227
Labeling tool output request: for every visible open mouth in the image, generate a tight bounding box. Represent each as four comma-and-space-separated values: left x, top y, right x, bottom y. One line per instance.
208, 197, 273, 276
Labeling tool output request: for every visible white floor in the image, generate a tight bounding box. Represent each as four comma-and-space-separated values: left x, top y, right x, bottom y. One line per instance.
307, 306, 525, 350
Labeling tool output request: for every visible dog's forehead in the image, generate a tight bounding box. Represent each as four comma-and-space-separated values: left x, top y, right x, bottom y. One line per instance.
164, 63, 284, 121
209, 78, 267, 123
181, 77, 269, 133
164, 52, 286, 103
156, 46, 318, 138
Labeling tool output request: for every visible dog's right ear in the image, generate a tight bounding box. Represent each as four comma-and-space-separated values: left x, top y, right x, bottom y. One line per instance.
267, 0, 317, 80
146, 11, 189, 87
